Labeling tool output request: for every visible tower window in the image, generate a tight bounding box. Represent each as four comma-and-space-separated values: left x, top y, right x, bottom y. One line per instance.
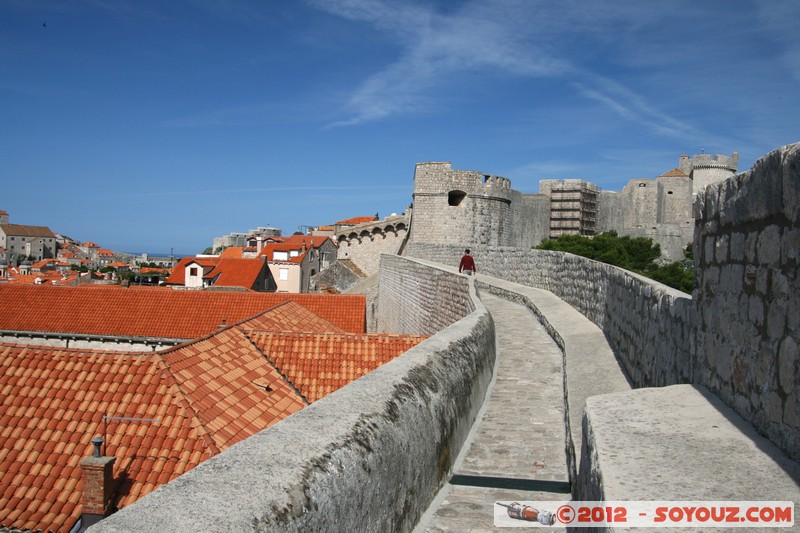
448, 190, 467, 206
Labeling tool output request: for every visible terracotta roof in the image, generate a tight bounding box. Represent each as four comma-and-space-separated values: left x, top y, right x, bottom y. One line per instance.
660, 167, 689, 177
0, 285, 366, 338
242, 301, 345, 333
159, 327, 306, 451
205, 259, 268, 289
0, 224, 56, 238
258, 242, 309, 263
0, 210, 7, 216
0, 344, 215, 532
335, 216, 377, 226
107, 261, 129, 268
0, 330, 308, 532
218, 246, 244, 258
248, 332, 427, 402
1, 271, 78, 286
164, 257, 220, 285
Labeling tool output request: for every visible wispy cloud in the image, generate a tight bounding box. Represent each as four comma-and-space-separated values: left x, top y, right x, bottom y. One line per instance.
312, 0, 571, 126
309, 0, 724, 144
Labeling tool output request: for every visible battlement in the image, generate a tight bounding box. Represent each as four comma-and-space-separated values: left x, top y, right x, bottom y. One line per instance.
413, 162, 511, 197
679, 152, 739, 173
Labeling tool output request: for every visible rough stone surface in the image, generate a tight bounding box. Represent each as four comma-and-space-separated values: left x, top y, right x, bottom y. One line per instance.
576, 385, 800, 531
695, 142, 800, 461
418, 292, 568, 533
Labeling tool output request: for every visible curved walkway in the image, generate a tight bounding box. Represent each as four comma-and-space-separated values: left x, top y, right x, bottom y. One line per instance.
415, 292, 570, 532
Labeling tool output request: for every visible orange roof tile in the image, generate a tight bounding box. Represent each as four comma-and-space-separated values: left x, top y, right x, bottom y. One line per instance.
660, 167, 689, 177
205, 258, 268, 289
0, 344, 215, 532
0, 285, 366, 338
335, 216, 377, 225
160, 327, 306, 451
164, 256, 220, 285
0, 323, 316, 533
248, 332, 427, 402
218, 246, 244, 258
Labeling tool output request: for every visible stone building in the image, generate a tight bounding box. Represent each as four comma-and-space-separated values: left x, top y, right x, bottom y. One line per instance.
596, 152, 738, 260
0, 215, 58, 262
408, 162, 549, 250
407, 153, 738, 262
538, 179, 599, 238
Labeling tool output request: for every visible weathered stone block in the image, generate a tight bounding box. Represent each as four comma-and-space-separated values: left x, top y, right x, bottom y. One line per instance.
757, 224, 782, 267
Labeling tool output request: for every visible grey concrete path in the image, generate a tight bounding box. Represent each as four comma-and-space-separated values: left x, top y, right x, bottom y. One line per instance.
415, 292, 570, 532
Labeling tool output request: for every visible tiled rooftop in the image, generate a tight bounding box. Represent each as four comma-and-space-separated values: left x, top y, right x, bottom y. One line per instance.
660, 167, 689, 177
204, 258, 268, 289
0, 344, 216, 532
164, 257, 219, 285
159, 327, 307, 451
248, 332, 428, 402
0, 284, 366, 338
335, 216, 377, 225
0, 279, 396, 532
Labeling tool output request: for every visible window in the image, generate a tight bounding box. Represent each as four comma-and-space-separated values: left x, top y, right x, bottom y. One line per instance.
189, 267, 198, 276
448, 190, 467, 206
279, 268, 289, 281
289, 250, 299, 257
638, 183, 647, 187
273, 251, 288, 261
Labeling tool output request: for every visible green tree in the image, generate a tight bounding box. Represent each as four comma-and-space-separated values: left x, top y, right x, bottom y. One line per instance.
536, 231, 692, 292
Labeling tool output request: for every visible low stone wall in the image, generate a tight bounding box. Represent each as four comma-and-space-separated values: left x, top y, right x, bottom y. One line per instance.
694, 143, 799, 461
404, 243, 693, 389
90, 257, 495, 533
377, 254, 476, 335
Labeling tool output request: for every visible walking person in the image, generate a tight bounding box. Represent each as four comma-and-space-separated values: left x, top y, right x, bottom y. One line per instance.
459, 249, 476, 276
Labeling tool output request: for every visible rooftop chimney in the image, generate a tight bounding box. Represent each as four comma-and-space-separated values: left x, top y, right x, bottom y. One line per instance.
80, 436, 116, 528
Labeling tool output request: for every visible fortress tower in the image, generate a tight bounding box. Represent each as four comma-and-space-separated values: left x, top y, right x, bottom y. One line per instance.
410, 162, 514, 247
679, 152, 739, 195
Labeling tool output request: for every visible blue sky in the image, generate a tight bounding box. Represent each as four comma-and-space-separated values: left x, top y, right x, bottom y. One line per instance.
2, 0, 798, 255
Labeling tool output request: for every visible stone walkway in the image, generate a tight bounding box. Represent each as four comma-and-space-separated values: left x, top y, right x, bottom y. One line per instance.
415, 292, 570, 532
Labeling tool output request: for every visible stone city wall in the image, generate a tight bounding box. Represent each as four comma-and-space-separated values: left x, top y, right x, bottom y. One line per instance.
406, 142, 800, 461
377, 254, 476, 335
335, 217, 409, 277
90, 256, 495, 533
404, 243, 694, 390
694, 142, 799, 460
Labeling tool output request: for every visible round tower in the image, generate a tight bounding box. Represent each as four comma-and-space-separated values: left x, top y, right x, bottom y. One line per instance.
684, 152, 739, 195
410, 162, 514, 246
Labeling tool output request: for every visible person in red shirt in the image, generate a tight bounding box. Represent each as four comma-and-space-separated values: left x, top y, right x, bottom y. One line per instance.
459, 249, 476, 276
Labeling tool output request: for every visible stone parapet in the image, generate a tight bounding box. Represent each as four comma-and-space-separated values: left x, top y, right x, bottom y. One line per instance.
577, 384, 800, 527
89, 257, 494, 533
405, 243, 693, 389
694, 142, 800, 461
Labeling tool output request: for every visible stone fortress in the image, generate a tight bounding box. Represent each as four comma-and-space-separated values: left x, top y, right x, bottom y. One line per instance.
92, 143, 798, 532
334, 150, 739, 279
